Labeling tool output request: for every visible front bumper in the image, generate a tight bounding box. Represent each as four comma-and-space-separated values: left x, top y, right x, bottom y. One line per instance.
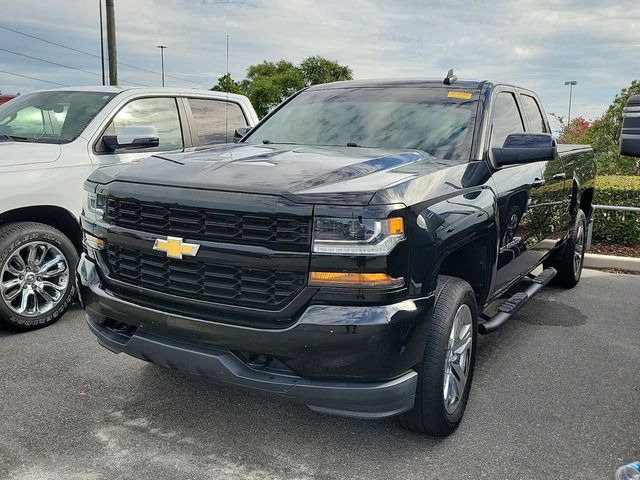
77, 255, 434, 418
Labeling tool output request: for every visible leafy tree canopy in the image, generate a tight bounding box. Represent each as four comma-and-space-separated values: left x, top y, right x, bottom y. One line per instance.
210, 56, 353, 118
299, 56, 353, 87
210, 73, 244, 95
554, 80, 640, 175
557, 116, 591, 145
587, 80, 640, 174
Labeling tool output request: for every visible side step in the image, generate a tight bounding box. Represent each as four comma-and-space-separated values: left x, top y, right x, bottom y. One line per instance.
478, 267, 557, 334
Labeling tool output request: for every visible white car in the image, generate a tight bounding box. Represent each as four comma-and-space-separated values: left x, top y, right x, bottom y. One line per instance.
0, 86, 258, 330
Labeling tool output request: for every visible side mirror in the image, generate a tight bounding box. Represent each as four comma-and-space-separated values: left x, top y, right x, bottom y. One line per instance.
234, 126, 251, 143
492, 133, 556, 166
103, 125, 160, 151
620, 94, 640, 158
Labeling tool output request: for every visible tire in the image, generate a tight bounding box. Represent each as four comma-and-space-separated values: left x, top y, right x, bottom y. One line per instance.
0, 222, 78, 330
545, 209, 587, 289
397, 276, 478, 436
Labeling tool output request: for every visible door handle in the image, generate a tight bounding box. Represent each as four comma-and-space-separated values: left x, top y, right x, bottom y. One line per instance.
532, 178, 546, 188
553, 172, 566, 180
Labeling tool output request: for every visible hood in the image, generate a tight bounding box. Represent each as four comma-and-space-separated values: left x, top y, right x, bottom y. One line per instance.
0, 141, 62, 168
93, 144, 453, 205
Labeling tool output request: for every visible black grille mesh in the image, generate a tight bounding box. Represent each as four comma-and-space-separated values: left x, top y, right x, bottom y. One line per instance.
105, 244, 306, 309
105, 197, 310, 247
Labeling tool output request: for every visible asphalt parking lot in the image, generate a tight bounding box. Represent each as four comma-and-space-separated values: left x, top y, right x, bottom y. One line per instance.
0, 269, 638, 480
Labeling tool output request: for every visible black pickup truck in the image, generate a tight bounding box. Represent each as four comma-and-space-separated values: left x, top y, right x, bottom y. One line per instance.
77, 74, 596, 436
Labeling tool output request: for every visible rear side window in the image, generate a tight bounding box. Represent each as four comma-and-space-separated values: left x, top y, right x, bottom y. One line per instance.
103, 97, 183, 151
520, 94, 548, 133
491, 92, 525, 148
187, 98, 248, 146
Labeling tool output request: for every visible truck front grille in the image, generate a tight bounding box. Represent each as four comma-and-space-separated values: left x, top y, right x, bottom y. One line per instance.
105, 197, 310, 248
105, 244, 306, 310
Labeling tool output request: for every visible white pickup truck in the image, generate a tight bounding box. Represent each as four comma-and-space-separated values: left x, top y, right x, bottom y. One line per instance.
0, 86, 258, 330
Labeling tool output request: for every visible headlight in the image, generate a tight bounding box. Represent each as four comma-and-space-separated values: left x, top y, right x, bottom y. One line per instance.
312, 217, 405, 256
82, 191, 106, 222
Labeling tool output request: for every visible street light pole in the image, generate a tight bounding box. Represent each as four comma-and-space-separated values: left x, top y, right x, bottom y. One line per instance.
157, 45, 167, 87
564, 80, 577, 124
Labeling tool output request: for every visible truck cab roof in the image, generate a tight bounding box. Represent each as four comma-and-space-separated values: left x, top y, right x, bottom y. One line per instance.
306, 78, 484, 90
305, 79, 540, 97
21, 85, 250, 103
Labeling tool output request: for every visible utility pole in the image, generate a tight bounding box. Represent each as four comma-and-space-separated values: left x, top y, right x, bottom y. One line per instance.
564, 80, 577, 124
99, 0, 105, 86
106, 0, 117, 85
157, 45, 167, 87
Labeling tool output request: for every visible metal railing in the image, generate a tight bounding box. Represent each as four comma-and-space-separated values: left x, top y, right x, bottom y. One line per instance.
593, 204, 640, 213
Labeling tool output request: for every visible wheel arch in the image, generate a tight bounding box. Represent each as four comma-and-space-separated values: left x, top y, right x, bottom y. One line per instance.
436, 235, 495, 308
0, 206, 82, 252
578, 186, 595, 220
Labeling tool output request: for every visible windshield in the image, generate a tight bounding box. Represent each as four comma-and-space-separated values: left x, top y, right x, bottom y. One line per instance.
245, 86, 478, 160
0, 91, 116, 144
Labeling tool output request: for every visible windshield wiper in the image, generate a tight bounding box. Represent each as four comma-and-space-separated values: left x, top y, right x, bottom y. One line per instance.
260, 140, 301, 146
0, 134, 29, 142
346, 142, 382, 148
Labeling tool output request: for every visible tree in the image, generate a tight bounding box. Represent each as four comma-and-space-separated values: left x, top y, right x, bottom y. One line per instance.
241, 56, 353, 118
243, 60, 306, 118
557, 116, 591, 145
299, 56, 353, 87
588, 80, 640, 175
210, 73, 245, 95
210, 57, 353, 119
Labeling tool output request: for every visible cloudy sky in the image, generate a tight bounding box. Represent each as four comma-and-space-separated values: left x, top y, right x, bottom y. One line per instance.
1, 0, 639, 124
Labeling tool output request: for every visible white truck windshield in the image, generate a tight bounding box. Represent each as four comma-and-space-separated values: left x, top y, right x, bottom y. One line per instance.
0, 91, 116, 144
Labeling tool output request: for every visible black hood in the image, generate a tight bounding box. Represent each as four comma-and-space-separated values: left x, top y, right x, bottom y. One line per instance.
90, 143, 454, 205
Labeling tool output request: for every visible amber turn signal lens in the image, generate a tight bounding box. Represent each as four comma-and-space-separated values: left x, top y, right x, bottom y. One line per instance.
83, 233, 105, 250
387, 217, 404, 235
309, 271, 404, 288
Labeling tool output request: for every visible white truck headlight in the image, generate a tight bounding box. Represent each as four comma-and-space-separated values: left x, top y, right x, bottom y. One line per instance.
312, 217, 405, 256
82, 191, 106, 222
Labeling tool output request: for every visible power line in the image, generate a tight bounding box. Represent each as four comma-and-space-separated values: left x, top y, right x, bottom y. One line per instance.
0, 69, 70, 87
0, 23, 209, 88
0, 47, 102, 78
0, 47, 150, 86
0, 24, 97, 59
111, 76, 150, 87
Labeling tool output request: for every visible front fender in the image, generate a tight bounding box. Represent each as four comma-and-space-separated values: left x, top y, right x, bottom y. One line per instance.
406, 186, 499, 300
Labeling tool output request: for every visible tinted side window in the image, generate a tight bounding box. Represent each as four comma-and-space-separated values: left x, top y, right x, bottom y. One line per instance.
104, 97, 183, 151
491, 92, 525, 148
188, 99, 248, 146
521, 94, 547, 133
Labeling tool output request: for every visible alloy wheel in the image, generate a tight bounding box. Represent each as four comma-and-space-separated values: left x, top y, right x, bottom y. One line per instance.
0, 241, 69, 317
573, 223, 585, 277
443, 304, 473, 414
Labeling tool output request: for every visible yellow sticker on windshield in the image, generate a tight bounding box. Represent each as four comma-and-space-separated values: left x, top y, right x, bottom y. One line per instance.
447, 91, 473, 100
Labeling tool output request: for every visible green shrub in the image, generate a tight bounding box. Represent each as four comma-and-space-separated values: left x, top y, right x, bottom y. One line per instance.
592, 175, 640, 246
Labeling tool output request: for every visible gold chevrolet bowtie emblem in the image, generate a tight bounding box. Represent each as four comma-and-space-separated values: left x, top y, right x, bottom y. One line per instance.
153, 236, 200, 259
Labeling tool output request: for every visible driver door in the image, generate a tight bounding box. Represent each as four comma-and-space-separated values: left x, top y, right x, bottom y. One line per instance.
489, 90, 547, 294
90, 96, 186, 168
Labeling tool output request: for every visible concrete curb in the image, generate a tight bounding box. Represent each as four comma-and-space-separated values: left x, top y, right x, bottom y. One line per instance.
584, 253, 640, 272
